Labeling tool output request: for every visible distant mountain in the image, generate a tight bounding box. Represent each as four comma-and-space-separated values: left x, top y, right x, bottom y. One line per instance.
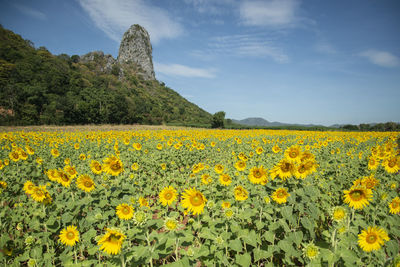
232, 117, 323, 128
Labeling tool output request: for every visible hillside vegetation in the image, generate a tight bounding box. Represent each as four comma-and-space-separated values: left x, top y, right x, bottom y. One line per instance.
0, 25, 211, 126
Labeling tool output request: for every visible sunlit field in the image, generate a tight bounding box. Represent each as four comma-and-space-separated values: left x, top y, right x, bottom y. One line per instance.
0, 128, 399, 266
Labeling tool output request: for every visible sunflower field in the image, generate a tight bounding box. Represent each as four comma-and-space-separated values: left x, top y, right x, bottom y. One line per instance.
0, 129, 399, 266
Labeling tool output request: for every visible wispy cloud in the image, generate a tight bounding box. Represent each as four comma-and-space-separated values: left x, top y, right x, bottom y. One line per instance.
154, 62, 217, 78
78, 0, 183, 43
360, 50, 399, 67
315, 42, 337, 54
200, 33, 289, 63
13, 4, 46, 20
184, 0, 236, 15
239, 0, 299, 27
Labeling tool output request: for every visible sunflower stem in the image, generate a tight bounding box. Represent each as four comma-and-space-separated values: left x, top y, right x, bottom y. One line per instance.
120, 251, 125, 267
74, 248, 78, 264
175, 237, 180, 260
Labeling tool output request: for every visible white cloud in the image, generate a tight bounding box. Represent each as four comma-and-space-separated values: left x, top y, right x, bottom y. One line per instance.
239, 0, 299, 26
154, 62, 216, 78
13, 4, 46, 20
360, 50, 399, 67
206, 33, 289, 63
184, 0, 236, 15
315, 42, 336, 54
78, 0, 183, 43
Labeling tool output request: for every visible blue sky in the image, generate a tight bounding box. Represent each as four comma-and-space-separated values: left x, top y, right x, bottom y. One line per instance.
1, 0, 399, 126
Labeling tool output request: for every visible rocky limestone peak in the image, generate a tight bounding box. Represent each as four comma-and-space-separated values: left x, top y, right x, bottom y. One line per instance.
117, 24, 155, 80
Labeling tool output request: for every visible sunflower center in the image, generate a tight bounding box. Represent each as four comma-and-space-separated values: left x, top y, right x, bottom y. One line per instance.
122, 207, 130, 215
277, 191, 286, 198
350, 190, 363, 201
111, 162, 121, 171
253, 170, 262, 178
109, 234, 121, 244
190, 194, 203, 206
281, 163, 291, 172
67, 231, 75, 240
84, 180, 93, 188
388, 160, 396, 168
35, 189, 44, 197
366, 233, 377, 244
392, 201, 399, 209
61, 174, 69, 182
298, 166, 306, 173
165, 192, 172, 200
290, 151, 298, 158
223, 175, 230, 182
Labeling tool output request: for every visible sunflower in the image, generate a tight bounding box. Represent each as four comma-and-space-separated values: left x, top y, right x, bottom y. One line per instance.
46, 169, 59, 182
31, 185, 48, 203
131, 162, 139, 171
156, 143, 163, 150
224, 208, 234, 219
64, 165, 78, 179
76, 175, 95, 192
284, 145, 303, 163
25, 146, 34, 155
139, 197, 149, 207
383, 157, 399, 174
164, 218, 178, 231
103, 156, 124, 176
18, 150, 28, 160
9, 151, 20, 162
23, 181, 35, 195
272, 145, 281, 153
343, 186, 372, 210
234, 160, 246, 172
159, 186, 177, 206
181, 187, 207, 215
79, 153, 86, 160
331, 206, 347, 222
0, 181, 7, 189
0, 160, 4, 170
219, 173, 232, 186
133, 143, 142, 151
270, 159, 295, 181
255, 146, 264, 155
361, 175, 379, 190
74, 143, 80, 150
389, 197, 400, 214
59, 225, 79, 246
201, 174, 212, 185
303, 242, 319, 260
294, 162, 310, 179
214, 164, 224, 174
358, 226, 389, 252
116, 203, 134, 220
98, 228, 126, 255
90, 160, 103, 175
57, 170, 73, 188
234, 185, 248, 201
367, 157, 379, 170
272, 188, 290, 204
221, 201, 231, 209
50, 148, 59, 158
248, 166, 268, 185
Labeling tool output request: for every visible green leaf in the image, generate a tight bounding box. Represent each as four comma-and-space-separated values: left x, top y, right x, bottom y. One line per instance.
385, 240, 399, 258
162, 256, 190, 267
254, 248, 272, 262
263, 231, 275, 243
236, 253, 251, 267
229, 239, 243, 252
289, 231, 303, 247
278, 240, 293, 254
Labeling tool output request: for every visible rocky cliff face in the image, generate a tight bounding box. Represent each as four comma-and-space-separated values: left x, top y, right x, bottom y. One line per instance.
117, 24, 155, 80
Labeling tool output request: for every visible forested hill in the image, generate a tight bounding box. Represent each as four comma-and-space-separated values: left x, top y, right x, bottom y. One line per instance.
0, 25, 211, 126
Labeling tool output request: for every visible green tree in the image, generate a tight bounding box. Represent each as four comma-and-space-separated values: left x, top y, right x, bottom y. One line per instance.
211, 111, 225, 128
